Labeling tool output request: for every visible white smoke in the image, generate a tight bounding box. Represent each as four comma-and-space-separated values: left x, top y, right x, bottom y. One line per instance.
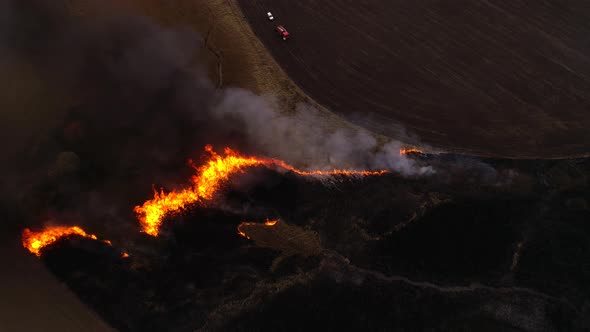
213, 88, 433, 176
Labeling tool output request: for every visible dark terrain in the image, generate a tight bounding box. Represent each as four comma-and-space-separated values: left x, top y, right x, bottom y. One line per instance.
35, 155, 590, 331
3, 2, 590, 331
238, 0, 590, 157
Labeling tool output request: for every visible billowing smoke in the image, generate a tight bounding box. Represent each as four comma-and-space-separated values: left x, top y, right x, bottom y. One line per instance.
0, 1, 429, 233
214, 88, 432, 175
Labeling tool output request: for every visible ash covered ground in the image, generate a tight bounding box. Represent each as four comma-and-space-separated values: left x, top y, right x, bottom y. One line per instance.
31, 156, 590, 331
1, 1, 590, 332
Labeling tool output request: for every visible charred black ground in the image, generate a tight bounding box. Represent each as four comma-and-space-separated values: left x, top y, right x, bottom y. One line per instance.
40, 156, 590, 331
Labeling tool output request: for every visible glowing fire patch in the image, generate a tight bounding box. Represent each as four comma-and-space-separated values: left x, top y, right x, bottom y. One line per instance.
22, 226, 110, 257
400, 148, 424, 155
237, 219, 279, 240
135, 145, 388, 236
264, 219, 278, 226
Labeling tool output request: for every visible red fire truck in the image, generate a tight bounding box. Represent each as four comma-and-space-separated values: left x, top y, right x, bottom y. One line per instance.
275, 25, 290, 40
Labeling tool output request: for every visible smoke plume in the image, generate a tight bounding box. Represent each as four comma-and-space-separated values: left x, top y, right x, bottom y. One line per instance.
0, 1, 429, 233
214, 88, 432, 175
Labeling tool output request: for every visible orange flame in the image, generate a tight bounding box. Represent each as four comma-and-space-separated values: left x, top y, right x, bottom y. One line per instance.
400, 148, 424, 155
135, 146, 387, 236
264, 219, 278, 226
22, 226, 109, 257
237, 229, 249, 239
271, 160, 388, 177
134, 145, 266, 236
237, 219, 279, 240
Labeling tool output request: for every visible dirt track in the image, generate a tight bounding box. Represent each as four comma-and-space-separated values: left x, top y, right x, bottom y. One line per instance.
237, 0, 590, 157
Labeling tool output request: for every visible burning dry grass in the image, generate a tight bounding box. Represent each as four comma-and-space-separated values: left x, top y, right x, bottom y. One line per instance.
400, 148, 425, 155
134, 145, 267, 236
22, 226, 110, 257
134, 145, 387, 237
22, 144, 390, 257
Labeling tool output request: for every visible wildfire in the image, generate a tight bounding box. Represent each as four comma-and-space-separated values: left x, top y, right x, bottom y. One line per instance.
22, 226, 109, 257
237, 219, 280, 240
135, 145, 387, 236
271, 160, 388, 177
264, 219, 278, 226
400, 148, 424, 155
134, 145, 267, 236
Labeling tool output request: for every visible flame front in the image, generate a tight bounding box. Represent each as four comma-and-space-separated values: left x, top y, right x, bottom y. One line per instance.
22, 226, 102, 257
135, 146, 388, 236
134, 145, 266, 236
271, 160, 388, 177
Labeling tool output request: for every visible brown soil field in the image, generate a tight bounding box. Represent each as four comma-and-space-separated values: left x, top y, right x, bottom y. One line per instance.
0, 235, 114, 332
237, 0, 590, 158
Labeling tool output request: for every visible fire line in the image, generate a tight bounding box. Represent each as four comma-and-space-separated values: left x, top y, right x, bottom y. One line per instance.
22, 226, 111, 257
400, 148, 424, 155
134, 145, 388, 237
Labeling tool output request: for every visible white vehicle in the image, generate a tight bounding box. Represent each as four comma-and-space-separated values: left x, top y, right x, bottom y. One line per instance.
267, 12, 274, 20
